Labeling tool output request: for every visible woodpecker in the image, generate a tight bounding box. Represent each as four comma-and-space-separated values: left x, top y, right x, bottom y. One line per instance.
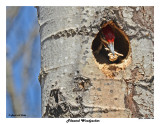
94, 25, 123, 62
100, 25, 115, 56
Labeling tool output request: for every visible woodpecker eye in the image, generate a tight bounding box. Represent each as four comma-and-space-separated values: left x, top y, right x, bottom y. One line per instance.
92, 20, 131, 64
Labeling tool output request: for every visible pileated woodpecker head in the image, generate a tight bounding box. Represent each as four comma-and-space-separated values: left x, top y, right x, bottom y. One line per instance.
101, 25, 115, 56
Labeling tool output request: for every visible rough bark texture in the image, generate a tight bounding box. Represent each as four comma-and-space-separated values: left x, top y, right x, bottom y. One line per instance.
37, 6, 154, 118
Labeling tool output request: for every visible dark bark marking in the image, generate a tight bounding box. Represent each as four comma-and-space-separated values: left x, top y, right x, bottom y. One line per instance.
124, 79, 143, 118
73, 76, 92, 92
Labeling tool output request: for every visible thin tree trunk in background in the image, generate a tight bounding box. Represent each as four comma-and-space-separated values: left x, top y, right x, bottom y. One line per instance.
37, 6, 154, 118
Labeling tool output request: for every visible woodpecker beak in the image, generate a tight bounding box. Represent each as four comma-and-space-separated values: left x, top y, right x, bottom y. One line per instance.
108, 42, 115, 56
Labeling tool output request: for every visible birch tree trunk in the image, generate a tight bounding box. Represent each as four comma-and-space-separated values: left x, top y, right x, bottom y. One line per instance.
37, 6, 154, 118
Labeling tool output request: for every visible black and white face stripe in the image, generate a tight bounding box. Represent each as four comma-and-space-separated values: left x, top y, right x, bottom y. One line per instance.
100, 33, 115, 56
108, 42, 115, 56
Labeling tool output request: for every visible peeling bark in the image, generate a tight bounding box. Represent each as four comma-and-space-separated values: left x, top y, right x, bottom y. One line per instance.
37, 6, 154, 118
